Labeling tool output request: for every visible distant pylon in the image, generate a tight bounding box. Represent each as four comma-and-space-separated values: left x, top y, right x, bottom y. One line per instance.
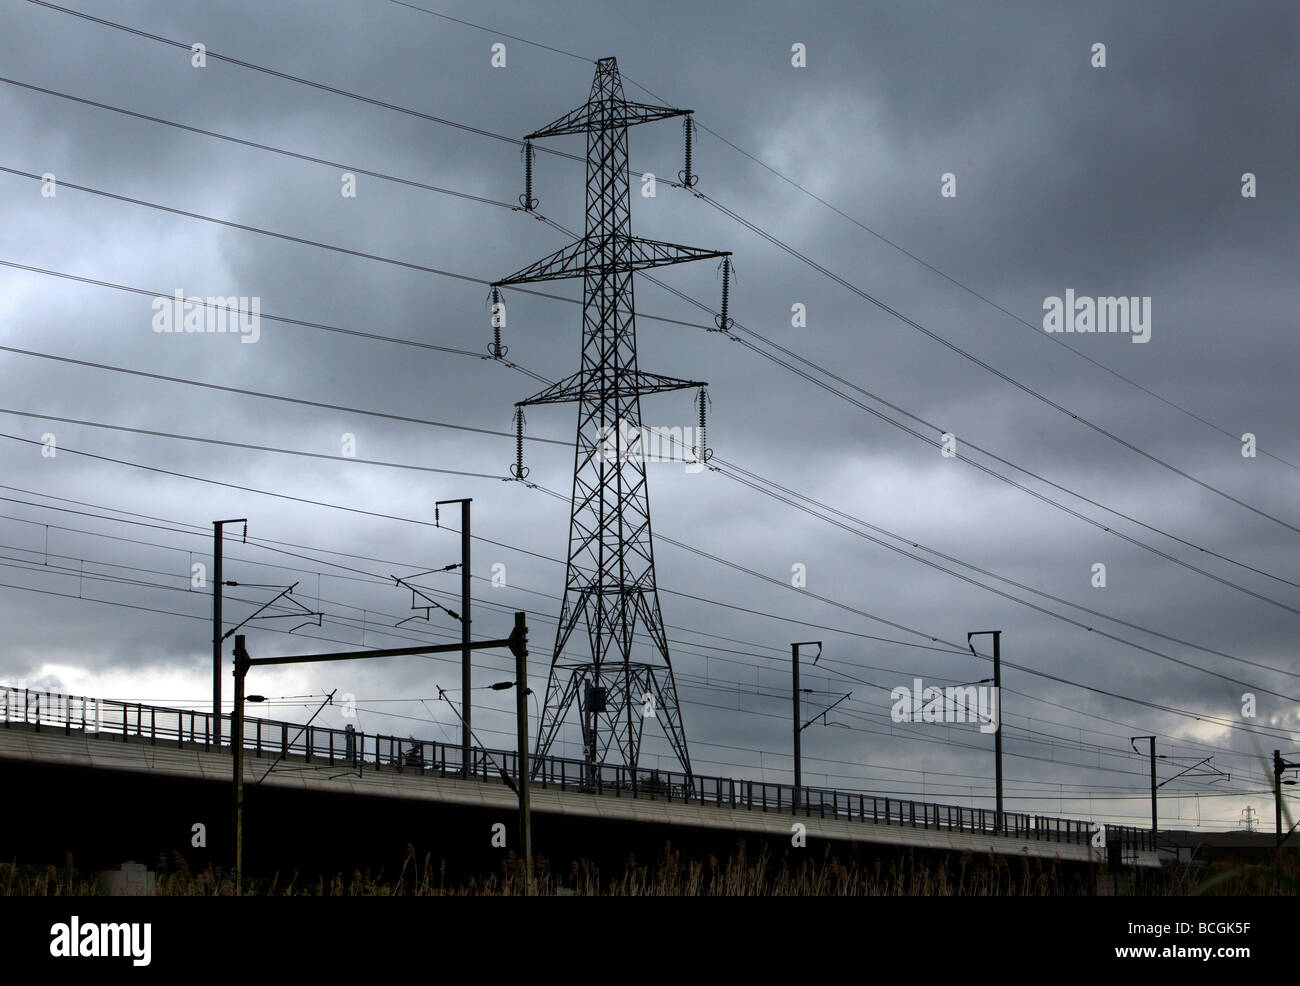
493, 57, 730, 787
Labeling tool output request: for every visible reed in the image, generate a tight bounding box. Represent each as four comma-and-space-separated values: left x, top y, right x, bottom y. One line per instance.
2, 844, 1133, 896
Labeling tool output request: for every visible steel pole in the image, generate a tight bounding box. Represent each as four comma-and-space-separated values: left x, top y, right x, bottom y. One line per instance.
1276, 750, 1283, 850
437, 499, 473, 778
968, 631, 1004, 833
992, 631, 1003, 833
1149, 737, 1157, 842
792, 642, 800, 813
1129, 735, 1157, 847
213, 523, 223, 748
462, 500, 472, 778
212, 518, 245, 749
514, 611, 533, 894
232, 634, 246, 896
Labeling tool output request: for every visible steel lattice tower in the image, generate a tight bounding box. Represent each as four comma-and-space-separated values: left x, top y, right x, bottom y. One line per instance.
494, 57, 729, 785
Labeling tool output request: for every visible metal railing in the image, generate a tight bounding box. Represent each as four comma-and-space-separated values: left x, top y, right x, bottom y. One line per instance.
0, 685, 1152, 852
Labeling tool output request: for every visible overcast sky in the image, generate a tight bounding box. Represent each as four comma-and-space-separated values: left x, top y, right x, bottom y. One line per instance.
2, 0, 1297, 833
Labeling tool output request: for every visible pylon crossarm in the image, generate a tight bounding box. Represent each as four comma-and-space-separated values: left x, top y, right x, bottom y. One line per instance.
494, 238, 587, 286
627, 371, 708, 394
496, 237, 727, 286
526, 101, 689, 140
625, 236, 728, 271
518, 370, 706, 406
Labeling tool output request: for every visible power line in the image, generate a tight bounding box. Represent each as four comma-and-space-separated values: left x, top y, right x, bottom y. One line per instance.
0, 258, 550, 383
5, 328, 1292, 691
688, 187, 1300, 537
366, 0, 1299, 487
265, 691, 1225, 791
0, 535, 903, 724
533, 209, 1300, 599
709, 463, 1300, 684
4, 285, 1294, 706
5, 481, 1290, 794
6, 365, 1291, 711
0, 479, 965, 661
0, 408, 515, 481
0, 482, 972, 697
0, 163, 494, 284
0, 76, 520, 211
257, 541, 1299, 767
8, 142, 1293, 602
9, 247, 1297, 626
7, 13, 1289, 785
26, 1, 1296, 536
5, 429, 1297, 748
0, 544, 1172, 789
11, 321, 1277, 685
0, 343, 565, 445
383, 0, 591, 63
612, 92, 1300, 477
715, 334, 1300, 595
23, 0, 586, 164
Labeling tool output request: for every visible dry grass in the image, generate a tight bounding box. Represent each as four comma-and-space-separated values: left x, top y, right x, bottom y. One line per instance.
4, 843, 1118, 896
14, 840, 1298, 895
1189, 851, 1300, 895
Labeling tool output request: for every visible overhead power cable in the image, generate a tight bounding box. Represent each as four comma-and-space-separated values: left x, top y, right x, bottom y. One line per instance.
4, 319, 1295, 689
24, 1, 1296, 531
4, 427, 1298, 742
689, 186, 1300, 537
380, 0, 1300, 477
5, 165, 1294, 605
7, 481, 1297, 760
23, 0, 585, 164
3, 98, 1290, 597
2, 9, 1289, 770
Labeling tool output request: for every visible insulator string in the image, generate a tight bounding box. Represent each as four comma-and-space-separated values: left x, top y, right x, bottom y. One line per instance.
679, 114, 698, 188
510, 407, 530, 480
488, 286, 507, 358
519, 140, 538, 211
713, 256, 734, 332
694, 386, 712, 465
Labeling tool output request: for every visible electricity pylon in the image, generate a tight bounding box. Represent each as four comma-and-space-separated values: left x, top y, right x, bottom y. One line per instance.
493, 57, 729, 787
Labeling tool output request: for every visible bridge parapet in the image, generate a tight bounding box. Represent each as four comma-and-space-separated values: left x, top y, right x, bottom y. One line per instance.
0, 684, 1153, 857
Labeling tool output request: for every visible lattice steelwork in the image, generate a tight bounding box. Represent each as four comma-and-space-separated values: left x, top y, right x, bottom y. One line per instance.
494, 57, 729, 785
